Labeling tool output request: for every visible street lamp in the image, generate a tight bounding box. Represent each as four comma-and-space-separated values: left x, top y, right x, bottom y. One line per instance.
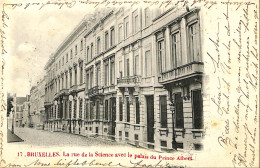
169, 92, 177, 150
11, 108, 14, 134
68, 95, 73, 133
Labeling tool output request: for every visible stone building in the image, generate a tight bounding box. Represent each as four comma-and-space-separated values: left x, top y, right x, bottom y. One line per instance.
44, 14, 93, 133
29, 78, 46, 129
21, 95, 30, 127
13, 96, 27, 127
44, 6, 205, 151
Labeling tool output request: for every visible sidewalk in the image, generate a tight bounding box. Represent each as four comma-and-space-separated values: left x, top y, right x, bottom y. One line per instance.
7, 129, 24, 143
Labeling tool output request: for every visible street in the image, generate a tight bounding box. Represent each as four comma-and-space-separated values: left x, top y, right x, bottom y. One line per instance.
13, 127, 126, 147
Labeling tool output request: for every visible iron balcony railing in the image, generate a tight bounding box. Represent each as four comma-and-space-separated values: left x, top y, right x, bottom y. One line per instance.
88, 86, 103, 97
117, 75, 141, 87
159, 62, 203, 84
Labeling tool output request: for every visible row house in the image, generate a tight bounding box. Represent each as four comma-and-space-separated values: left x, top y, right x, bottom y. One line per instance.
84, 8, 117, 138
21, 95, 30, 127
83, 7, 204, 151
44, 15, 90, 134
153, 8, 204, 151
29, 78, 46, 129
13, 96, 26, 127
43, 6, 205, 151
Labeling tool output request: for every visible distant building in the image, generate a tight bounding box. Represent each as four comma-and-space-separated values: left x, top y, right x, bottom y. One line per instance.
21, 95, 30, 127
14, 96, 27, 127
29, 78, 46, 129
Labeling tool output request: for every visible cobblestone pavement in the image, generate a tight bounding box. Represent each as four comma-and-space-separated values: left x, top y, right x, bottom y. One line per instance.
13, 127, 126, 147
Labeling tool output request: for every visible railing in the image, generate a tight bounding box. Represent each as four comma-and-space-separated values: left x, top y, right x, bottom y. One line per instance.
117, 76, 141, 87
88, 86, 103, 97
69, 85, 78, 93
159, 62, 203, 83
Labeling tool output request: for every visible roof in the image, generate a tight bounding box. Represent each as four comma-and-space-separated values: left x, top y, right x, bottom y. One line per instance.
16, 97, 27, 105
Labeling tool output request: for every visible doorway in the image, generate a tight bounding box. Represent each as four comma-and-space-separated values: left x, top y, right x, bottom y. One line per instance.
146, 95, 154, 144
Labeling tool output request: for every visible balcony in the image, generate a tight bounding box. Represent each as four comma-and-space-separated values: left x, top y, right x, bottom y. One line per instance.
69, 85, 78, 94
44, 101, 52, 106
158, 62, 203, 84
88, 86, 103, 98
117, 76, 141, 88
54, 89, 69, 99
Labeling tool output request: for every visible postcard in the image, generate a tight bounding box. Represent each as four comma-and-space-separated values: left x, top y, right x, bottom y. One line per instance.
0, 0, 259, 167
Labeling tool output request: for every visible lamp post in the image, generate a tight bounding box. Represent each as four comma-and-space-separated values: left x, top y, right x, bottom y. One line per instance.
11, 108, 14, 134
169, 91, 177, 150
69, 95, 73, 133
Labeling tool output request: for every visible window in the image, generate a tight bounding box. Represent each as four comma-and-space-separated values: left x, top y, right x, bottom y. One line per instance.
145, 8, 151, 27
132, 10, 138, 33
119, 97, 123, 121
66, 53, 68, 62
85, 102, 89, 120
96, 64, 101, 86
58, 78, 60, 91
59, 60, 61, 69
105, 100, 108, 120
86, 73, 89, 89
188, 22, 200, 62
135, 97, 140, 124
110, 60, 115, 85
79, 99, 83, 119
70, 49, 73, 59
105, 31, 109, 50
171, 32, 181, 68
90, 102, 93, 120
118, 25, 123, 42
125, 56, 130, 77
160, 96, 167, 128
75, 45, 78, 55
119, 61, 123, 78
90, 70, 93, 88
69, 101, 72, 119
65, 73, 68, 88
175, 93, 184, 128
80, 39, 83, 51
73, 99, 77, 118
97, 37, 100, 55
69, 70, 72, 87
80, 65, 83, 84
61, 76, 64, 89
86, 47, 90, 61
74, 68, 77, 85
110, 27, 115, 46
134, 55, 139, 75
90, 43, 93, 59
124, 16, 129, 38
158, 40, 166, 72
104, 62, 109, 86
62, 57, 64, 66
126, 97, 130, 122
145, 50, 152, 77
96, 101, 100, 120
192, 90, 203, 129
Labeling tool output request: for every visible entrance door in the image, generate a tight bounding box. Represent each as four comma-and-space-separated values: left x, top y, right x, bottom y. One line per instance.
146, 96, 154, 144
111, 97, 116, 136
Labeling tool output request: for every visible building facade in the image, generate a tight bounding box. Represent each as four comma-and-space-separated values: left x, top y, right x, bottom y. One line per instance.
44, 7, 205, 151
14, 96, 27, 127
44, 15, 91, 133
29, 78, 46, 129
21, 95, 30, 127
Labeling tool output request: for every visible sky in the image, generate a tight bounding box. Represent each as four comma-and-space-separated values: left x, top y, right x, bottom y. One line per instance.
5, 4, 95, 96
